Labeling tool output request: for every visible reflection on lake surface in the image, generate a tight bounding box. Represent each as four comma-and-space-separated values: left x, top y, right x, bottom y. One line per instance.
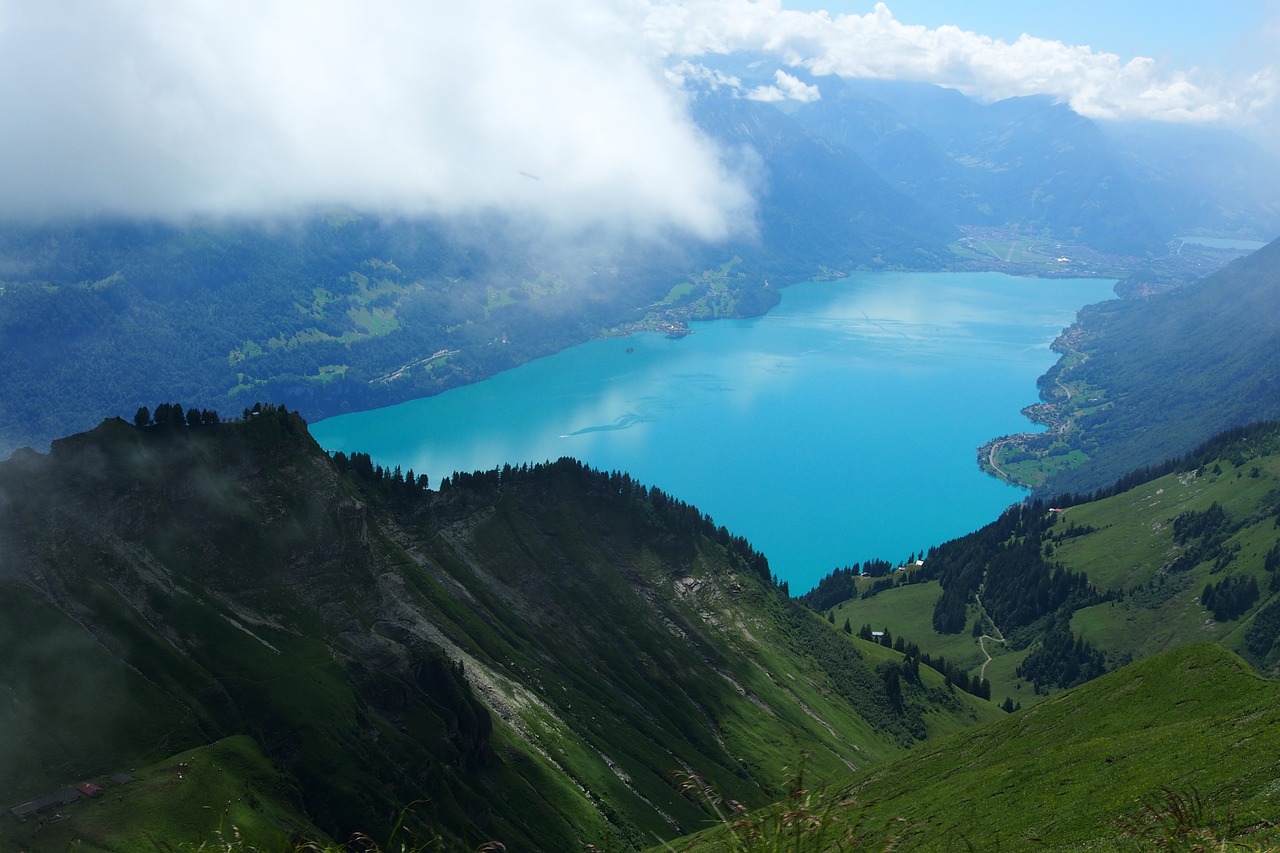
312, 271, 1117, 592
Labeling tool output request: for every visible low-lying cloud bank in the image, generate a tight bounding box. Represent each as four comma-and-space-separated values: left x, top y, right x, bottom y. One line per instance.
0, 0, 1273, 231
0, 0, 755, 237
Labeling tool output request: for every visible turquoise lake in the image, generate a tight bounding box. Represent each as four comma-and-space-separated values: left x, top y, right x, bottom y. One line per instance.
311, 271, 1117, 593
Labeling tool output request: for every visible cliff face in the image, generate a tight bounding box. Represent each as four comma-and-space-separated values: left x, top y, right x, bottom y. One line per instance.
0, 410, 994, 850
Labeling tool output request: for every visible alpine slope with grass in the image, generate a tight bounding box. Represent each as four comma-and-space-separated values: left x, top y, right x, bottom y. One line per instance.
818, 420, 1280, 717
8, 413, 1280, 850
0, 407, 999, 852
664, 643, 1280, 852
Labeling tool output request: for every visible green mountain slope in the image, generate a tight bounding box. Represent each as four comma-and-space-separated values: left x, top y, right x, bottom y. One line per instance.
0, 216, 729, 457
661, 644, 1280, 850
814, 421, 1280, 716
0, 738, 310, 853
847, 643, 1280, 850
985, 235, 1280, 498
0, 409, 997, 851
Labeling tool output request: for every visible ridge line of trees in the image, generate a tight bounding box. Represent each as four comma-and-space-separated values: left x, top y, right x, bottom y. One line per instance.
131, 400, 306, 429
133, 402, 222, 428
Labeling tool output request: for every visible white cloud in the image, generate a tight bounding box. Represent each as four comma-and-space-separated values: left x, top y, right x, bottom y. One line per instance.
0, 0, 1273, 229
0, 0, 755, 238
748, 70, 821, 103
666, 59, 743, 93
645, 1, 1278, 126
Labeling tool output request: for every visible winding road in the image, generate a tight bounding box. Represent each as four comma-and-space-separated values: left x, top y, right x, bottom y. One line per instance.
984, 337, 1091, 485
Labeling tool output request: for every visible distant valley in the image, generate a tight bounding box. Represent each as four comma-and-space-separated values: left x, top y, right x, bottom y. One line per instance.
2, 75, 1276, 464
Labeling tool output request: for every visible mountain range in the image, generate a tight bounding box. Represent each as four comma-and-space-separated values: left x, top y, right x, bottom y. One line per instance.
5, 56, 1280, 852
0, 407, 1004, 850
2, 73, 1277, 458
5, 209, 1280, 848
713, 58, 1280, 252
6, 405, 1280, 850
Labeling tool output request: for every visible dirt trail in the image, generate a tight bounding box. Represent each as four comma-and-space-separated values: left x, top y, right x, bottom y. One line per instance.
978, 633, 1006, 681
974, 592, 1006, 681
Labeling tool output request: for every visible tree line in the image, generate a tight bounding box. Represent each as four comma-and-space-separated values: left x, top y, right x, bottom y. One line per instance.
133, 402, 222, 428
